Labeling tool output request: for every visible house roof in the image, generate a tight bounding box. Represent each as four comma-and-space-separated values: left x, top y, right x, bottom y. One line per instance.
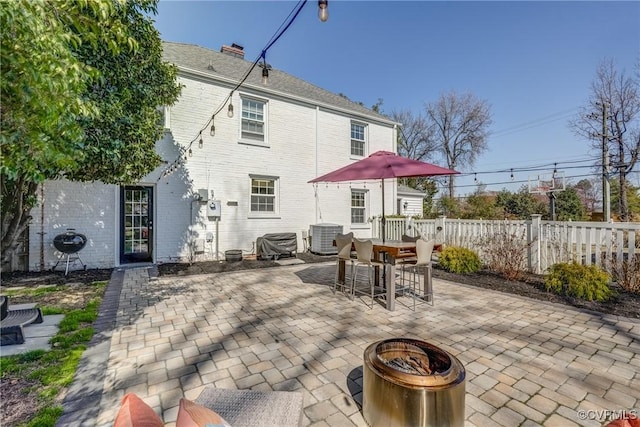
162, 41, 394, 125
398, 184, 426, 196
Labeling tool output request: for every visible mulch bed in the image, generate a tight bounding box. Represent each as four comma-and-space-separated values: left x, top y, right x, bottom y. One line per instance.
431, 266, 640, 319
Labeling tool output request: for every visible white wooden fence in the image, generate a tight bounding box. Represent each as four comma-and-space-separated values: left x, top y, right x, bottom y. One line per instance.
373, 216, 640, 274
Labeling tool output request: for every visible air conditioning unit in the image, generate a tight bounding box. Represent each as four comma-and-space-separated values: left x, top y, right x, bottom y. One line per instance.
310, 223, 344, 255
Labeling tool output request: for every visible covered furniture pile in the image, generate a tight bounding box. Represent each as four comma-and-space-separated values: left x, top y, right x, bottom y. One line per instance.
256, 232, 297, 260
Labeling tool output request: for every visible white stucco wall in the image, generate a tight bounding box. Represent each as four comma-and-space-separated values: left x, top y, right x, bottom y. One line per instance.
26, 72, 396, 270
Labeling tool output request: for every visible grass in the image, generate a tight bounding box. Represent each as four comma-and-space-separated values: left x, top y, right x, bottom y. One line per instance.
0, 281, 107, 427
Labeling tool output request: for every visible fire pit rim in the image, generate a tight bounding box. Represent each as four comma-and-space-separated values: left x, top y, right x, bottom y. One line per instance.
364, 337, 465, 389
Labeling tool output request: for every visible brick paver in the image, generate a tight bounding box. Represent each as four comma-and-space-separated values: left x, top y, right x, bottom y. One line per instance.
62, 263, 639, 426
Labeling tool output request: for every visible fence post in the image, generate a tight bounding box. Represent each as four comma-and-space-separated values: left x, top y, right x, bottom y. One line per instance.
435, 215, 447, 246
528, 214, 542, 274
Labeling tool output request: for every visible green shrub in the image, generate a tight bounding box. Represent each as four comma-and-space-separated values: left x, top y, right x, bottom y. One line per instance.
439, 246, 482, 274
544, 262, 612, 302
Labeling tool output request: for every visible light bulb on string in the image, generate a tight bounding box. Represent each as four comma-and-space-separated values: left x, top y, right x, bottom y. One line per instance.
474, 173, 478, 184
227, 102, 234, 118
188, 148, 193, 157
209, 116, 215, 137
318, 0, 328, 22
510, 168, 514, 181
552, 163, 557, 178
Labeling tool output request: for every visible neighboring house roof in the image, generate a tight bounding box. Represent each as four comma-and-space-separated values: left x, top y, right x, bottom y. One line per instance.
398, 184, 426, 196
162, 41, 395, 125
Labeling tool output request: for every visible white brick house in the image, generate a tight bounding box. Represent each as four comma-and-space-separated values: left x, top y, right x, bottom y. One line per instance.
26, 42, 399, 270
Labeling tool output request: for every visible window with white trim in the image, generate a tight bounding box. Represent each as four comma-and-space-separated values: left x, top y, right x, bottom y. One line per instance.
351, 122, 366, 157
242, 97, 266, 142
351, 190, 366, 224
250, 176, 278, 213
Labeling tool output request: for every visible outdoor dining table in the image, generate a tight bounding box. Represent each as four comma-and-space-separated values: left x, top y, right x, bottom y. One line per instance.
336, 239, 432, 311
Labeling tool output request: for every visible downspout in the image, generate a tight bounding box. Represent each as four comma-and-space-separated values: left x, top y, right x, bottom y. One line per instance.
315, 106, 319, 224
39, 183, 45, 271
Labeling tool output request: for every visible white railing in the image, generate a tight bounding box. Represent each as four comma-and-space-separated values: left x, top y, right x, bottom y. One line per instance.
373, 216, 640, 274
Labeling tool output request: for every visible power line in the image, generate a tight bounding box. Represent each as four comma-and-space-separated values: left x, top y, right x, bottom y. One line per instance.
490, 107, 579, 138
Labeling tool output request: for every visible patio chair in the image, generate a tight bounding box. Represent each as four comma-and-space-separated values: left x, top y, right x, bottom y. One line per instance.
398, 238, 435, 310
352, 238, 386, 309
333, 232, 354, 295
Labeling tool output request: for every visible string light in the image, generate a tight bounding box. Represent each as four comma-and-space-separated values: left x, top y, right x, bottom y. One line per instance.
318, 0, 328, 22
474, 173, 478, 184
209, 116, 215, 137
157, 0, 312, 180
510, 168, 514, 181
261, 52, 269, 85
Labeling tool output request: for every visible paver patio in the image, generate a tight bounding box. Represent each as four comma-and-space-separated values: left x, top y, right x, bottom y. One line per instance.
60, 263, 639, 426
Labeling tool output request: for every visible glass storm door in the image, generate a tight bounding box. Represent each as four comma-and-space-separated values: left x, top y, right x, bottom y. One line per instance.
120, 186, 153, 263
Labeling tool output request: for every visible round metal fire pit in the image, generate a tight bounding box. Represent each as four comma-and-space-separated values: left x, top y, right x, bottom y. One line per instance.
363, 338, 465, 427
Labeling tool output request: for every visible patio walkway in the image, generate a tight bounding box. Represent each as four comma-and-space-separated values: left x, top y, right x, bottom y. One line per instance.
61, 263, 639, 426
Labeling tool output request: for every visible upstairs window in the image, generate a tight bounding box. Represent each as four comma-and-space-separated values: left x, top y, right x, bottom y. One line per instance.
242, 98, 266, 142
351, 122, 366, 157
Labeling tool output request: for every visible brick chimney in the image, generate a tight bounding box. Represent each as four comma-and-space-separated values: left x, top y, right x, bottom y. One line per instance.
220, 43, 244, 59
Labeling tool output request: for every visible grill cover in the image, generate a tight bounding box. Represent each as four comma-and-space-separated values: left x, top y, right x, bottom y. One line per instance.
256, 233, 297, 260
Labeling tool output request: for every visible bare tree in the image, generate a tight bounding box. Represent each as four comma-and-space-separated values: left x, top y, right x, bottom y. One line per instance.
425, 90, 492, 197
574, 178, 600, 213
571, 59, 640, 221
391, 109, 436, 161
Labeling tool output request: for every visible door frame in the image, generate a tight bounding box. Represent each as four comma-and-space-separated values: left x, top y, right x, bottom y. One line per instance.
120, 185, 154, 264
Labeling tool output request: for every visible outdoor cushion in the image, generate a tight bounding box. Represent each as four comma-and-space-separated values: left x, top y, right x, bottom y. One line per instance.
176, 398, 231, 427
114, 393, 164, 427
195, 387, 304, 427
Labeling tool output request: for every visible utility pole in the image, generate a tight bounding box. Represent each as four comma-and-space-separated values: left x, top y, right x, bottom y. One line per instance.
601, 102, 611, 222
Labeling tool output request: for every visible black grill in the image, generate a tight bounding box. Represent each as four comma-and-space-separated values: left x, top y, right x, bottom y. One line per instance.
52, 229, 87, 275
53, 230, 87, 254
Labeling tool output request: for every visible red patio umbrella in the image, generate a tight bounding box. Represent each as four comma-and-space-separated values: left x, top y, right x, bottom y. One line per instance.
309, 150, 459, 241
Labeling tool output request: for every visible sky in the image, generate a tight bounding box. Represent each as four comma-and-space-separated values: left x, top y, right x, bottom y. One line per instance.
152, 0, 640, 197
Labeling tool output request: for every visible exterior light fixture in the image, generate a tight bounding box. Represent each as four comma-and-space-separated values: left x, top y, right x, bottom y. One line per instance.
227, 102, 234, 118
318, 0, 328, 22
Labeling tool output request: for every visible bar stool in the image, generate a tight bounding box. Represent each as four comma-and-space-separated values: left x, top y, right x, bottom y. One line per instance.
400, 238, 435, 310
333, 232, 354, 295
352, 238, 386, 309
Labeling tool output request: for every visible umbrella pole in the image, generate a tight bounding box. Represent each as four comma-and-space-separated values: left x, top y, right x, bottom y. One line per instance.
381, 178, 385, 243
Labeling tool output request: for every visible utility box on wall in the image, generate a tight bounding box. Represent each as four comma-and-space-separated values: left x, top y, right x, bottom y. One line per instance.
198, 189, 209, 202
207, 200, 221, 218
